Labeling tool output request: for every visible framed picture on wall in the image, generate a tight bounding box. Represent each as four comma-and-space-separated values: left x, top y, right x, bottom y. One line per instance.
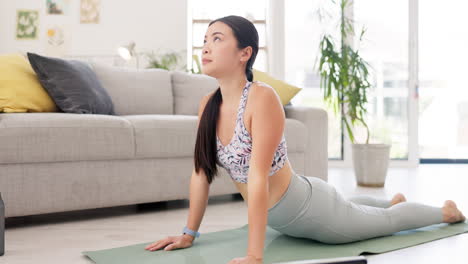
16, 9, 39, 40
45, 25, 68, 57
80, 0, 100, 24
46, 0, 71, 15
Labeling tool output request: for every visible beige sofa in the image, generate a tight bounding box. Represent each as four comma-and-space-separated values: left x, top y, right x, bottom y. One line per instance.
0, 62, 328, 218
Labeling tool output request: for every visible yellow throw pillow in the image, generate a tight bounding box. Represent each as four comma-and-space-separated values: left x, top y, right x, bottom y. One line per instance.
0, 53, 58, 112
252, 68, 302, 105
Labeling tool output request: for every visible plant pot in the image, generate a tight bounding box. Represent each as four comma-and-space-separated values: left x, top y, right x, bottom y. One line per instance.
351, 143, 391, 187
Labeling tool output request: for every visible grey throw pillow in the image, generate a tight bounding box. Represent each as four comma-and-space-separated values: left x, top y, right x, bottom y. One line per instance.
27, 52, 115, 115
284, 101, 292, 112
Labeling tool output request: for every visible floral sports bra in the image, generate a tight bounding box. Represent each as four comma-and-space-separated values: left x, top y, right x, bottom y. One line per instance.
216, 81, 288, 183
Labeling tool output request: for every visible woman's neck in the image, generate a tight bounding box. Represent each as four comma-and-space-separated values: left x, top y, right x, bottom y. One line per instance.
218, 79, 249, 106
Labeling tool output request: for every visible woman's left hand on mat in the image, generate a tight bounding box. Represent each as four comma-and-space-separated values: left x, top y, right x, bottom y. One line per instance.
227, 255, 263, 264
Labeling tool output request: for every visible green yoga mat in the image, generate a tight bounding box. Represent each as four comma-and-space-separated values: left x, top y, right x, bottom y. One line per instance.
83, 221, 468, 264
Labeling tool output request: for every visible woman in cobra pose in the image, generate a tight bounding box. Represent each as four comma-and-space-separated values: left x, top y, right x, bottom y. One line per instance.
144, 15, 466, 264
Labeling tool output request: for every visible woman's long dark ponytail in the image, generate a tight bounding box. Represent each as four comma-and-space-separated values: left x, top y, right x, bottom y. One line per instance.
194, 15, 259, 184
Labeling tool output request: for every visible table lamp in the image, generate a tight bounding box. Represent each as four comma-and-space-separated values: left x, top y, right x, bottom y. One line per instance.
117, 41, 139, 69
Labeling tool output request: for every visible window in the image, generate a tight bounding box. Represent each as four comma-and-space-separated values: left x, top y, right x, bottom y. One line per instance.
285, 0, 411, 160
285, 0, 342, 159
419, 0, 468, 160
353, 0, 409, 159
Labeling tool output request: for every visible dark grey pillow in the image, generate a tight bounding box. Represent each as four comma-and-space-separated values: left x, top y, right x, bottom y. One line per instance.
27, 52, 115, 115
283, 101, 292, 112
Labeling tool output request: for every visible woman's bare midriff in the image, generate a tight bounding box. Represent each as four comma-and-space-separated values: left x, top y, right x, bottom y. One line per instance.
232, 159, 293, 210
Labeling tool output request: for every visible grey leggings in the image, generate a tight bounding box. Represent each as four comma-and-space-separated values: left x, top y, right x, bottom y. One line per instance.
267, 171, 444, 244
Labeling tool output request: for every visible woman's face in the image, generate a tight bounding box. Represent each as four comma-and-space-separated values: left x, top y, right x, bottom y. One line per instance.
201, 21, 249, 78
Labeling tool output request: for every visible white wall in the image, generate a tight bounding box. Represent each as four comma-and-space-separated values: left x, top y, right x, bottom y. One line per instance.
0, 0, 188, 67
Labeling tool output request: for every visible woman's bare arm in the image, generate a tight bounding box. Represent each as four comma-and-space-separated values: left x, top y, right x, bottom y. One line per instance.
246, 84, 285, 260
183, 93, 214, 242
184, 167, 210, 242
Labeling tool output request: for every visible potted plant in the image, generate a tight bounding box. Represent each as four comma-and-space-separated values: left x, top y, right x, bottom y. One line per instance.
145, 49, 202, 74
145, 49, 187, 71
316, 0, 391, 187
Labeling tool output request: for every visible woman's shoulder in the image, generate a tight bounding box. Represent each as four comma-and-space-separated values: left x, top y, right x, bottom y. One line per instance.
252, 80, 273, 90
250, 81, 282, 105
249, 81, 284, 119
250, 81, 275, 98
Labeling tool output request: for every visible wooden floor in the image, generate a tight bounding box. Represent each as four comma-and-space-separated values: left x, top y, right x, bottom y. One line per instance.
2, 164, 467, 264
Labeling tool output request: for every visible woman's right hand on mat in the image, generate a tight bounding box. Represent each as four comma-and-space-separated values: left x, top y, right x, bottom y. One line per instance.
144, 234, 194, 251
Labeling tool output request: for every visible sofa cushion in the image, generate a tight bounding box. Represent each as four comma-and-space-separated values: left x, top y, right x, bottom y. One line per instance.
26, 52, 115, 115
121, 114, 307, 159
171, 71, 219, 115
91, 62, 173, 115
121, 114, 198, 158
0, 53, 58, 113
0, 113, 134, 164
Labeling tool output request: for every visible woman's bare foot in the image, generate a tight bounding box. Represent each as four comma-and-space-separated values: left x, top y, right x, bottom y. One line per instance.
390, 193, 407, 206
442, 200, 466, 223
